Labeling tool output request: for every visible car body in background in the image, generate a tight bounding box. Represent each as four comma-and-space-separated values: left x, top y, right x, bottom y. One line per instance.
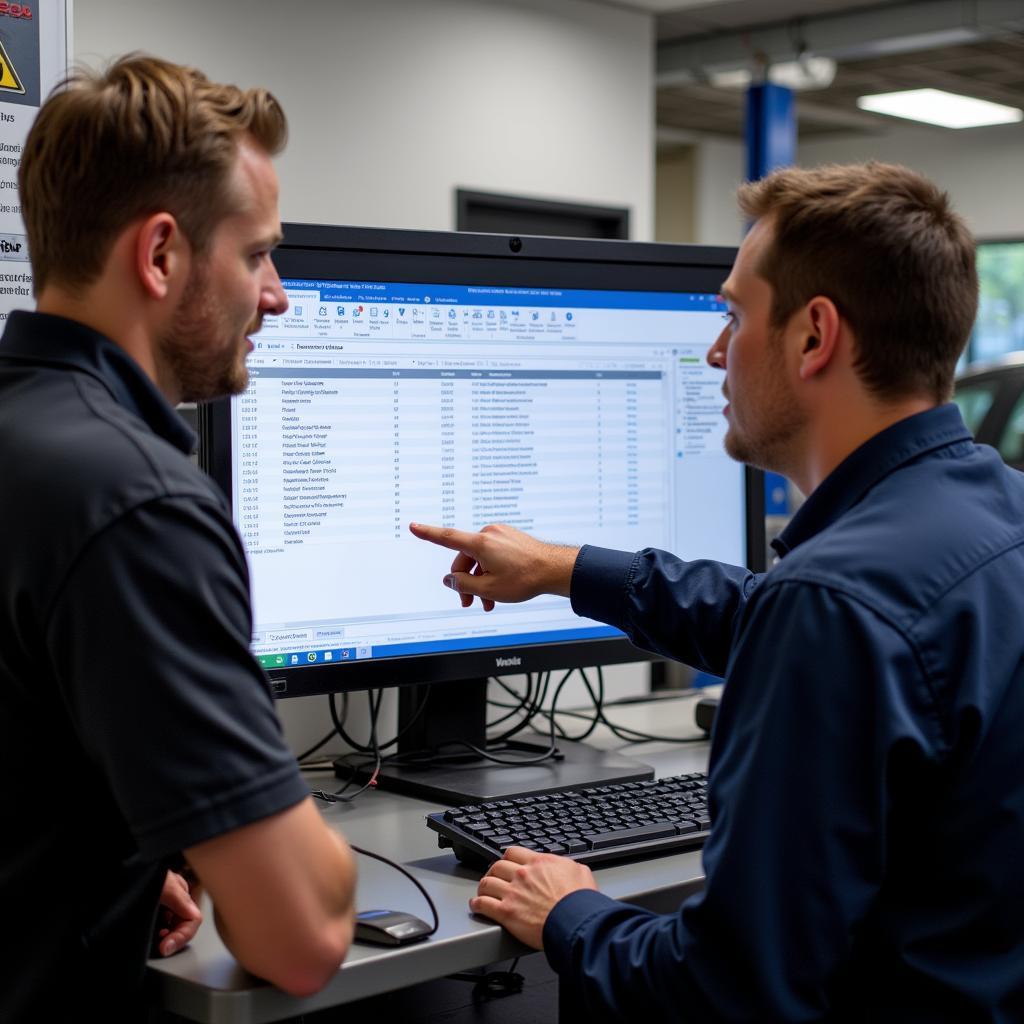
953, 354, 1024, 471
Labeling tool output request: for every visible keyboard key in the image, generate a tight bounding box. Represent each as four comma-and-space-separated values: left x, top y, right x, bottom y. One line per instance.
584, 822, 678, 849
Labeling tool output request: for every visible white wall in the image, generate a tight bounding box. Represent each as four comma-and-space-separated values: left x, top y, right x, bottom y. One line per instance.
686, 120, 1024, 245
74, 0, 657, 755
75, 0, 655, 238
798, 122, 1024, 240
693, 135, 745, 246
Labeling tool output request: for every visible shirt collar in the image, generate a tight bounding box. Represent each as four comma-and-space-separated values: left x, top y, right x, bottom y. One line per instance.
0, 309, 195, 454
772, 403, 972, 559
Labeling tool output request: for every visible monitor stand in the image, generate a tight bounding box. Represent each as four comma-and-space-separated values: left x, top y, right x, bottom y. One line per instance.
333, 678, 653, 806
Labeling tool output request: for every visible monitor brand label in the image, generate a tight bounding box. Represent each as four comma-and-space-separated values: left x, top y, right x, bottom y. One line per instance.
495, 656, 522, 668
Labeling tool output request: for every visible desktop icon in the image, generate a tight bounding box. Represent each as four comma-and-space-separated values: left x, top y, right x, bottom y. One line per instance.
448, 309, 456, 319
324, 651, 333, 661
307, 652, 317, 663
383, 309, 389, 318
370, 307, 378, 317
290, 654, 299, 664
295, 305, 303, 316
337, 305, 346, 316
353, 306, 362, 317
487, 310, 495, 319
341, 649, 351, 659
566, 311, 573, 321
433, 309, 440, 318
318, 306, 327, 317
398, 307, 406, 316
275, 655, 284, 666
531, 311, 539, 321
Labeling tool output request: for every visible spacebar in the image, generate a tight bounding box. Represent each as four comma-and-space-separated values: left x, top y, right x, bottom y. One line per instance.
585, 823, 679, 849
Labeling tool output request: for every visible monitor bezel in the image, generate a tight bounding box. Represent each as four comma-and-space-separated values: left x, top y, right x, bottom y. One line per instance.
200, 224, 765, 699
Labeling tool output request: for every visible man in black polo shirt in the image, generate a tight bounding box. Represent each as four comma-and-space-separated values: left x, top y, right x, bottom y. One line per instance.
0, 57, 355, 1019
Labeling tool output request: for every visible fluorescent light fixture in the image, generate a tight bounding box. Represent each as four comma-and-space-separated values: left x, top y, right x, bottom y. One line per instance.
857, 88, 1023, 128
709, 57, 837, 92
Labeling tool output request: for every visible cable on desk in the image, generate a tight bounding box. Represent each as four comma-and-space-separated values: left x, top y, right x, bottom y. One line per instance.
447, 955, 525, 1000
312, 690, 383, 803
349, 843, 439, 938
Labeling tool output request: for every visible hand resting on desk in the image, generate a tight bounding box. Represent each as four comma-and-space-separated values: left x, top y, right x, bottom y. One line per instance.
155, 869, 203, 957
471, 847, 598, 949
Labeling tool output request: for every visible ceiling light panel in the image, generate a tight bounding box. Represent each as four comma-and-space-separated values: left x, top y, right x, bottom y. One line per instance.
856, 88, 1023, 128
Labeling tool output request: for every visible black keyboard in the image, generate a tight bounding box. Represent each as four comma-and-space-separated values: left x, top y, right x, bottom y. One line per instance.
426, 772, 711, 868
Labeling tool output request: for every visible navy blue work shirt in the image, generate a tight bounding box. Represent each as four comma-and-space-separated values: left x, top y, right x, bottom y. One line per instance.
549, 404, 1024, 1022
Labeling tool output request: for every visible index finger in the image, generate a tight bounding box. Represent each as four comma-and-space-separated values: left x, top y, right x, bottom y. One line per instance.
409, 522, 483, 556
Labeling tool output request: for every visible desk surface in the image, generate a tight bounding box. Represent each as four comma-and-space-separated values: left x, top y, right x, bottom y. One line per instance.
147, 692, 713, 1024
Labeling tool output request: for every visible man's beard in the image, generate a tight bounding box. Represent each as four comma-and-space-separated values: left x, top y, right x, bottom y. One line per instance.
157, 268, 258, 404
722, 330, 806, 475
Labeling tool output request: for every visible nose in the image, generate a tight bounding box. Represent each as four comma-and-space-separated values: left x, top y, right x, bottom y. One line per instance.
260, 263, 289, 317
706, 323, 728, 370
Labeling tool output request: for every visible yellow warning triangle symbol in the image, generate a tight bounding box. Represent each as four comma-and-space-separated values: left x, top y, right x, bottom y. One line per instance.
0, 39, 25, 94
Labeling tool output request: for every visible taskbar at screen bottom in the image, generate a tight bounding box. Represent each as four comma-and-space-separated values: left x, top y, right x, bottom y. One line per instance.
255, 624, 625, 670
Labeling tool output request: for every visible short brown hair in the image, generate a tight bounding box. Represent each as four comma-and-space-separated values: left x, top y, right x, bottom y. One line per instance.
19, 54, 287, 294
737, 162, 977, 402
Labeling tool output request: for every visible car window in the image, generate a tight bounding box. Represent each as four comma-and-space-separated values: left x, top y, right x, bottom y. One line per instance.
998, 388, 1024, 464
952, 382, 998, 436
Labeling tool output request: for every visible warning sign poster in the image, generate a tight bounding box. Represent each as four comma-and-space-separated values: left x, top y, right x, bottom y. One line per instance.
0, 1, 69, 320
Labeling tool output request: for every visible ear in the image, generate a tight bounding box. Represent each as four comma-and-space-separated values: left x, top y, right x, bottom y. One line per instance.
135, 213, 189, 301
796, 295, 842, 381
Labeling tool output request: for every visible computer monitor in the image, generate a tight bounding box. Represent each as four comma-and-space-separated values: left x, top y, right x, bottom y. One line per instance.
201, 225, 764, 802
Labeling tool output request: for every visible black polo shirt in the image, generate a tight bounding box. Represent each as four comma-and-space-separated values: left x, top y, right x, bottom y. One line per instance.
0, 310, 309, 1021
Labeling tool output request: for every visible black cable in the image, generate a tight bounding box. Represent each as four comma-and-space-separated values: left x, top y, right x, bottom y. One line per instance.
312, 691, 384, 802
549, 666, 604, 741
326, 685, 433, 759
585, 667, 709, 744
330, 691, 373, 753
349, 843, 439, 937
488, 671, 547, 743
485, 674, 535, 730
377, 684, 432, 752
295, 724, 341, 765
382, 669, 573, 770
447, 956, 525, 1000
454, 668, 574, 766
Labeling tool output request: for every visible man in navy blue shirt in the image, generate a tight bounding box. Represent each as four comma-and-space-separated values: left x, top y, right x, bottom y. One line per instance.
412, 163, 1024, 1020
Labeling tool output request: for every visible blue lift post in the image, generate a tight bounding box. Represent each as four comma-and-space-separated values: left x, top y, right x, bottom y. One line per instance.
745, 81, 796, 521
